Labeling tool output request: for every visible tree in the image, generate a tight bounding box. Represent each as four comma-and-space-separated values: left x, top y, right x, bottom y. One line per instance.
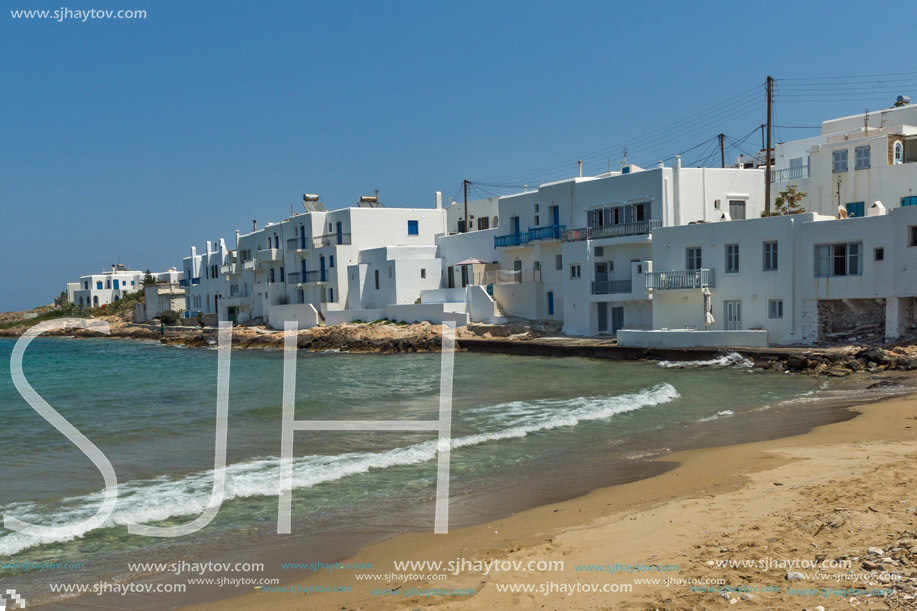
160, 309, 179, 324
762, 185, 806, 217
142, 271, 157, 286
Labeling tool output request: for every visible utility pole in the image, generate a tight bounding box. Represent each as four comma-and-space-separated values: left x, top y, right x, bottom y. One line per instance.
718, 133, 726, 168
463, 180, 469, 233
765, 75, 774, 215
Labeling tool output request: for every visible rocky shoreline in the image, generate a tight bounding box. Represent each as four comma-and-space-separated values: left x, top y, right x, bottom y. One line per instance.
3, 315, 917, 375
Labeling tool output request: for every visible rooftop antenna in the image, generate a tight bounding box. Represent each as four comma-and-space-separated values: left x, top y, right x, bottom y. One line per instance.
864, 108, 869, 132
621, 147, 628, 167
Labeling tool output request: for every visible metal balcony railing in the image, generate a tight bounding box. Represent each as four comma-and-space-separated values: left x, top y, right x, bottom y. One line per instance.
287, 270, 320, 284
591, 279, 632, 295
527, 224, 566, 242
770, 165, 809, 182
646, 269, 715, 290
313, 232, 351, 247
494, 233, 525, 248
562, 219, 661, 242
178, 279, 189, 287
190, 277, 201, 286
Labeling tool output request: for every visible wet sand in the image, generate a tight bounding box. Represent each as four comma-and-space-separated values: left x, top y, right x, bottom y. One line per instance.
184, 376, 917, 611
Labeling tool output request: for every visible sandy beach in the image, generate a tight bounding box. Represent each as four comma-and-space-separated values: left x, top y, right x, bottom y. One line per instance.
188, 382, 917, 611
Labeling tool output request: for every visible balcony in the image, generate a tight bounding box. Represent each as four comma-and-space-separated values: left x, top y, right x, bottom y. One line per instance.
770, 165, 809, 183
220, 262, 241, 275
256, 248, 282, 265
646, 269, 715, 291
527, 224, 565, 242
591, 279, 632, 295
313, 232, 351, 248
178, 279, 189, 287
287, 237, 308, 251
494, 224, 566, 248
562, 219, 661, 242
286, 270, 321, 284
494, 233, 525, 248
243, 260, 255, 271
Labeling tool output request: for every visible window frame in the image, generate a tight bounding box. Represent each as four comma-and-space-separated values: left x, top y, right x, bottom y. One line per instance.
833, 149, 848, 173
686, 247, 702, 271
728, 200, 746, 220
725, 243, 740, 274
407, 220, 419, 235
763, 241, 779, 271
855, 145, 871, 170
768, 299, 784, 319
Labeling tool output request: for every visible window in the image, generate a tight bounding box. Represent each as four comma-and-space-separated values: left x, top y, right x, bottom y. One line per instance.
96, 281, 102, 289
833, 149, 848, 173
555, 254, 563, 270
728, 200, 746, 220
279, 266, 285, 282
763, 241, 778, 271
911, 227, 917, 247
328, 288, 334, 303
570, 265, 581, 278
895, 141, 904, 165
631, 202, 648, 222
420, 268, 426, 279
329, 255, 335, 267
902, 196, 917, 207
388, 266, 392, 278
457, 219, 466, 233
374, 269, 380, 289
534, 215, 540, 225
407, 220, 419, 235
768, 299, 784, 319
594, 246, 604, 257
874, 247, 884, 261
815, 243, 862, 277
269, 268, 275, 283
686, 247, 702, 271
855, 145, 870, 170
477, 216, 489, 230
725, 244, 740, 273
846, 202, 865, 217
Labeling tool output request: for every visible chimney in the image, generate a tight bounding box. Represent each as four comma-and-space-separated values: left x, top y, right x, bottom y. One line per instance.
205, 240, 212, 254
578, 160, 583, 177
235, 230, 240, 247
253, 219, 258, 232
435, 191, 442, 209
658, 160, 664, 169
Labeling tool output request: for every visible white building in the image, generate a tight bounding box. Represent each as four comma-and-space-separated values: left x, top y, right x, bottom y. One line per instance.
771, 99, 917, 217
488, 160, 765, 335
70, 265, 181, 309
628, 204, 917, 346
132, 282, 186, 323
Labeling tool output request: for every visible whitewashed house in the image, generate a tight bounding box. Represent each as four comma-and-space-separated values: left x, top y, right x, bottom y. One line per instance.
771, 99, 917, 217
625, 205, 917, 346
70, 265, 181, 309
488, 160, 765, 335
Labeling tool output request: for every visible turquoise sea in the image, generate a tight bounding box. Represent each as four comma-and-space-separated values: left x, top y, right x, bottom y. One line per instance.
0, 337, 881, 607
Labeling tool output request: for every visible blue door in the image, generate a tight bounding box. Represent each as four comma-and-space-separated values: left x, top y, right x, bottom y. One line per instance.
336, 221, 343, 244
301, 259, 307, 278
300, 227, 306, 249
547, 291, 554, 316
552, 205, 560, 226
113, 279, 119, 290
320, 256, 326, 281
512, 217, 520, 235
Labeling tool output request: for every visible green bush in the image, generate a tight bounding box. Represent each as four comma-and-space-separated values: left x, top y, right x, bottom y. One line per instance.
160, 310, 179, 325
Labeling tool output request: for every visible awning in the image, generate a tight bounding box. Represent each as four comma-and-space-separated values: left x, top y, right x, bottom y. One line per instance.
454, 258, 487, 266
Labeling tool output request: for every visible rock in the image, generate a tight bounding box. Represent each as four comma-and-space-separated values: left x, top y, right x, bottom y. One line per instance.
862, 560, 879, 570
827, 366, 851, 377
740, 593, 754, 600
868, 547, 885, 556
786, 571, 805, 580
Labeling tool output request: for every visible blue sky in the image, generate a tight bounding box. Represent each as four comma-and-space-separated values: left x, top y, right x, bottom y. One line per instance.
2, 0, 915, 311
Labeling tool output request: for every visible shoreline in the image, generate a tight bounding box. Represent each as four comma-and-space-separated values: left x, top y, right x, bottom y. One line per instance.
185, 382, 917, 611
3, 316, 917, 374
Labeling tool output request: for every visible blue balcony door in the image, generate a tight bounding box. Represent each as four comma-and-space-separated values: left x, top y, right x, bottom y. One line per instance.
300, 228, 306, 249
320, 256, 326, 281
301, 259, 307, 278
336, 222, 343, 244
113, 279, 119, 290
551, 205, 559, 226
512, 216, 520, 235
547, 291, 554, 316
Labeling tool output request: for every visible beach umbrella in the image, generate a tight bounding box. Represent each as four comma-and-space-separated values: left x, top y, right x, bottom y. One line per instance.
703, 286, 714, 327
